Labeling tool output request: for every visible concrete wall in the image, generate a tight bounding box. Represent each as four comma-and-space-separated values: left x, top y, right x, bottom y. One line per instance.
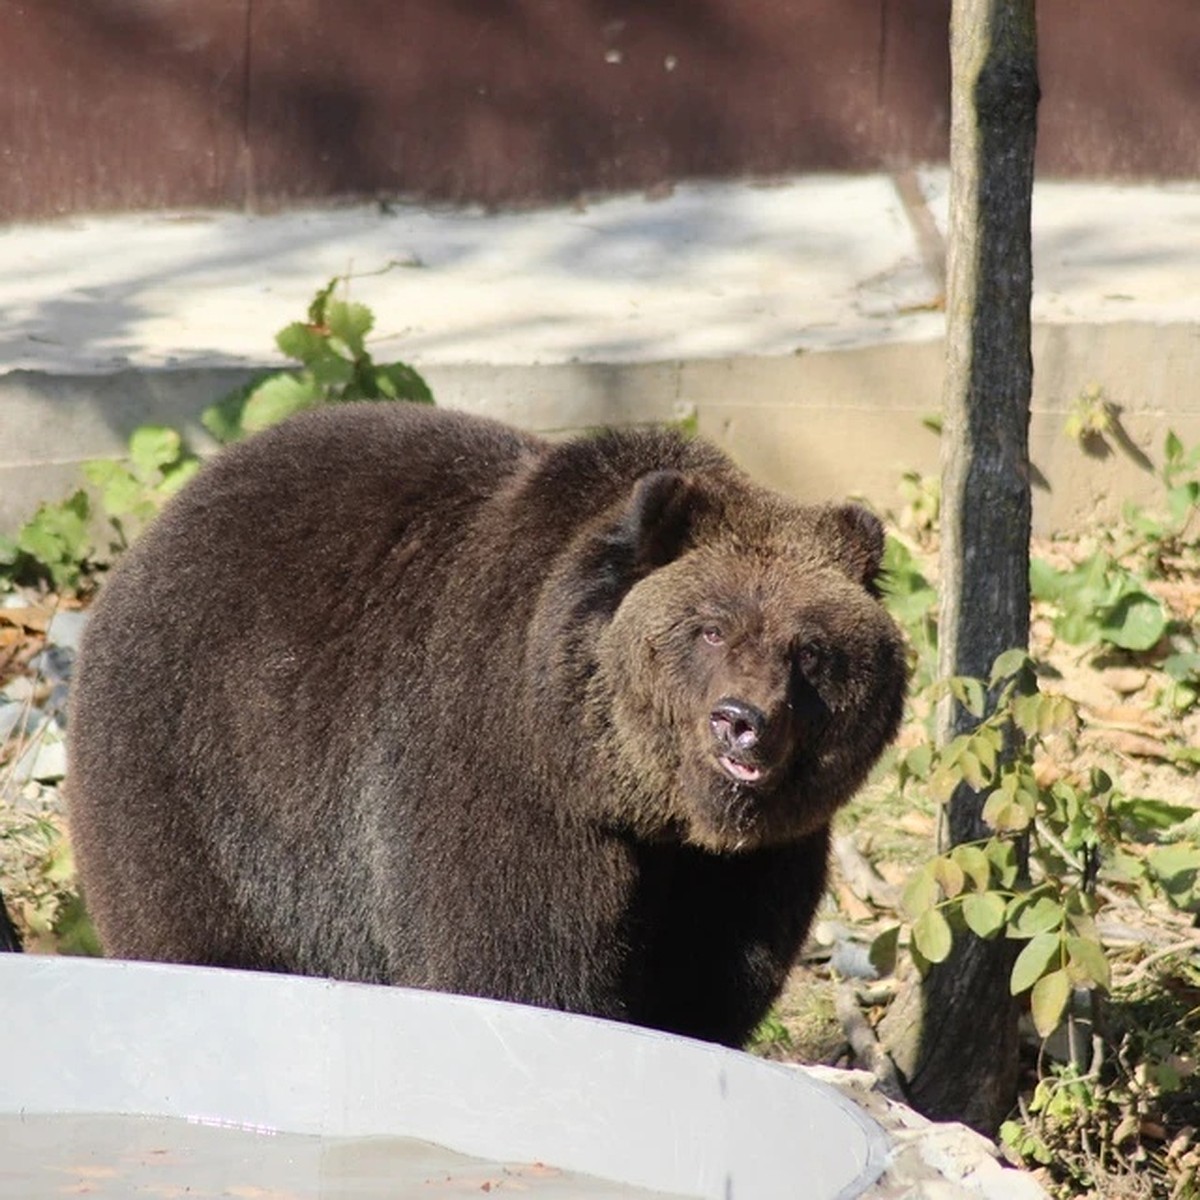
4, 322, 1197, 539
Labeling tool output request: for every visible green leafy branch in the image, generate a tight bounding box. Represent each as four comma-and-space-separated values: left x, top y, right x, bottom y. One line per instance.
1, 278, 434, 595
879, 650, 1200, 1041
202, 277, 433, 444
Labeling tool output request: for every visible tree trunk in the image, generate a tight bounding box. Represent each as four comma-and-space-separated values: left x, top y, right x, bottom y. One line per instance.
0, 888, 21, 952
881, 0, 1039, 1134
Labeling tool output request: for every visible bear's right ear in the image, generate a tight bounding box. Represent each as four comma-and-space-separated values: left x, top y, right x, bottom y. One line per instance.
612, 470, 699, 574
818, 503, 887, 593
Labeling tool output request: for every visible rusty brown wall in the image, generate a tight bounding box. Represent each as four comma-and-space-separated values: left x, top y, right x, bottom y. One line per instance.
1, 1, 1196, 220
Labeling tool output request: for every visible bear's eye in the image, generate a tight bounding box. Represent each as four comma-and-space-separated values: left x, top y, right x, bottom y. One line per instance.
795, 642, 822, 676
700, 625, 725, 646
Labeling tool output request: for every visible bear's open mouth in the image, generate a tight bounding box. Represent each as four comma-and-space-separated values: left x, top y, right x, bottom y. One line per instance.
718, 755, 764, 785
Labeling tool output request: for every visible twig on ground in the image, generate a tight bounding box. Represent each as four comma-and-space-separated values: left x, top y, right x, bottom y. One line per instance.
1122, 936, 1200, 985
834, 983, 907, 1103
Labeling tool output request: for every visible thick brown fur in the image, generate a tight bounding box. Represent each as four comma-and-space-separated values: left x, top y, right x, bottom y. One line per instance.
68, 404, 906, 1046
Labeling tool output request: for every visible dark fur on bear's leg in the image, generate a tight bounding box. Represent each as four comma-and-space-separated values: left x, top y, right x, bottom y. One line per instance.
621, 832, 831, 1046
68, 404, 906, 1046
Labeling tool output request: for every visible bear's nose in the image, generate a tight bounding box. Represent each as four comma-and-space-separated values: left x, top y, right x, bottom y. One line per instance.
710, 698, 766, 752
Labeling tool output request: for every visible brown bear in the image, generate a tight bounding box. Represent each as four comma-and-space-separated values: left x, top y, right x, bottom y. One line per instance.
67, 403, 906, 1047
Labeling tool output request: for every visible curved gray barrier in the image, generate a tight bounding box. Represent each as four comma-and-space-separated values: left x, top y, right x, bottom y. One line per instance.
0, 955, 888, 1198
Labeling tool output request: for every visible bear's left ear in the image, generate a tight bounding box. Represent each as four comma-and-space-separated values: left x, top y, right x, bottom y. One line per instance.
818, 503, 886, 592
614, 469, 700, 574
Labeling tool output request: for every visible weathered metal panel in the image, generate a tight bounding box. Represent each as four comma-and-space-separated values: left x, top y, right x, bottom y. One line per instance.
0, 0, 1196, 219
0, 0, 248, 219
1037, 0, 1200, 179
243, 0, 953, 208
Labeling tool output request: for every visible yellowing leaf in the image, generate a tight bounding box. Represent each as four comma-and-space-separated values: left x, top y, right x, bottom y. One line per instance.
1030, 968, 1071, 1038
931, 856, 966, 900
951, 844, 992, 890
1066, 936, 1110, 991
982, 791, 1030, 833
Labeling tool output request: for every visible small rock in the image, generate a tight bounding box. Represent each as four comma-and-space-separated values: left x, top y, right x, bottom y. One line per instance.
1103, 666, 1148, 696
1, 676, 37, 704
0, 701, 45, 743
28, 645, 75, 686
803, 1065, 1052, 1200
10, 718, 67, 784
831, 939, 881, 981
25, 647, 74, 717
47, 609, 88, 654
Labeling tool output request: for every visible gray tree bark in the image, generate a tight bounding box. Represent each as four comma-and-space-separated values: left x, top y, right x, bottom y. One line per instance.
0, 888, 21, 952
880, 0, 1039, 1133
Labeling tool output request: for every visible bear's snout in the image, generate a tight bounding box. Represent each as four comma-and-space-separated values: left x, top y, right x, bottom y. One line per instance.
709, 697, 775, 784
710, 698, 764, 751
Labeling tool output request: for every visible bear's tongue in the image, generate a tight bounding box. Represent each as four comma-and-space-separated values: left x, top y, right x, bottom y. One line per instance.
720, 755, 763, 784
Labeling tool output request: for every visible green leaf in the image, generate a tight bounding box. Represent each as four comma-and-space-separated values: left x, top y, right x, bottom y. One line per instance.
1099, 590, 1167, 652
1038, 694, 1077, 736
276, 321, 330, 365
159, 458, 201, 497
306, 350, 356, 389
307, 277, 340, 326
240, 373, 321, 433
326, 299, 374, 357
909, 938, 933, 979
1065, 936, 1110, 991
1029, 557, 1067, 603
1010, 932, 1060, 995
949, 676, 986, 718
1012, 693, 1076, 741
1169, 744, 1200, 767
1168, 481, 1200, 526
1055, 609, 1104, 647
900, 742, 933, 785
982, 790, 1030, 833
1164, 653, 1200, 684
868, 925, 900, 977
990, 649, 1031, 687
1113, 795, 1196, 837
1165, 429, 1184, 465
962, 891, 1007, 938
950, 845, 992, 890
98, 468, 146, 517
912, 908, 953, 964
1029, 968, 1071, 1038
1147, 842, 1200, 879
374, 361, 435, 404
928, 763, 965, 805
1146, 843, 1200, 911
930, 856, 966, 900
1007, 893, 1065, 938
941, 732, 971, 768
1105, 846, 1149, 887
128, 425, 182, 476
17, 493, 91, 573
985, 838, 1019, 888
957, 750, 987, 791
901, 867, 939, 920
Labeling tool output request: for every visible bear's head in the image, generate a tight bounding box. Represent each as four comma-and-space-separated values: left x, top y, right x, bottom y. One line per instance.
583, 469, 909, 853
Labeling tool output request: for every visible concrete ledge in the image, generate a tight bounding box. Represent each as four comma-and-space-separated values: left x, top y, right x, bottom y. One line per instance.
3, 321, 1198, 537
